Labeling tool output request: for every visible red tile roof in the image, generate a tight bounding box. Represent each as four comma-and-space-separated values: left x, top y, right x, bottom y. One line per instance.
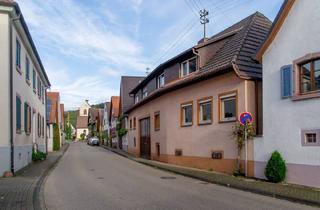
47, 92, 60, 124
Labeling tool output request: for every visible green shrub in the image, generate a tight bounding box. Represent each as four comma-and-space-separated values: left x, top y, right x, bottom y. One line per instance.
32, 151, 47, 161
80, 133, 85, 141
53, 123, 61, 151
265, 151, 286, 183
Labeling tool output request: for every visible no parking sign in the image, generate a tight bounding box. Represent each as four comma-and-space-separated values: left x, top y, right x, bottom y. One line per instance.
239, 112, 253, 125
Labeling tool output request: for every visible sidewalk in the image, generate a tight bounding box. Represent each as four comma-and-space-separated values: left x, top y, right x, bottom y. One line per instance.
0, 144, 69, 210
102, 145, 320, 207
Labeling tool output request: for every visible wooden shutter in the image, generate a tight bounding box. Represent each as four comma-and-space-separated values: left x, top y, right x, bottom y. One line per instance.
281, 65, 293, 98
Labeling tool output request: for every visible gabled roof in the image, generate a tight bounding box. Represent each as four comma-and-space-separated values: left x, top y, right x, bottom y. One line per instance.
126, 12, 272, 114
200, 12, 272, 79
47, 92, 60, 124
256, 0, 296, 61
0, 0, 50, 87
76, 116, 88, 129
109, 96, 120, 120
120, 76, 145, 114
60, 104, 64, 125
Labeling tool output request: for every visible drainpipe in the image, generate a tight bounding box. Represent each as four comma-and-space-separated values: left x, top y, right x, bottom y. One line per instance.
192, 48, 201, 69
45, 88, 48, 154
9, 12, 21, 174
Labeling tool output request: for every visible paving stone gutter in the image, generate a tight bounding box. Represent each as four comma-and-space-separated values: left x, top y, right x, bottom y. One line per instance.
102, 145, 320, 207
0, 143, 69, 210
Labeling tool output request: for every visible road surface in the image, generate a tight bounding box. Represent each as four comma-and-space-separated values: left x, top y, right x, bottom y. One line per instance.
44, 142, 317, 210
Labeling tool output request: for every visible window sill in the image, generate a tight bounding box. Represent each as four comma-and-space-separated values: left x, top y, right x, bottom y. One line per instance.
181, 123, 192, 127
16, 130, 21, 134
198, 121, 212, 126
292, 92, 320, 101
155, 128, 160, 131
219, 119, 236, 124
33, 89, 37, 94
26, 79, 31, 86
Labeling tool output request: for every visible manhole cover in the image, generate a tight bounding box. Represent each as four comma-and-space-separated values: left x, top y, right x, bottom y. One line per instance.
97, 177, 104, 180
160, 176, 176, 180
90, 169, 95, 171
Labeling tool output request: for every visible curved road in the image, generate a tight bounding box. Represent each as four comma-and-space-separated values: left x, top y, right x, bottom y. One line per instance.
44, 142, 316, 210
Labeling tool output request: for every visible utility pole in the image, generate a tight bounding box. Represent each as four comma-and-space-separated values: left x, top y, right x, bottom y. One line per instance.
145, 67, 150, 75
200, 9, 209, 39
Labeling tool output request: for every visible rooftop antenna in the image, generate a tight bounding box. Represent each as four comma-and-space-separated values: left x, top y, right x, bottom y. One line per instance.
145, 67, 150, 75
200, 9, 209, 39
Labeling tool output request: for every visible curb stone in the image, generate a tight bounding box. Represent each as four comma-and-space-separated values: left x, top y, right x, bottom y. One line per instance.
101, 145, 320, 207
33, 143, 70, 210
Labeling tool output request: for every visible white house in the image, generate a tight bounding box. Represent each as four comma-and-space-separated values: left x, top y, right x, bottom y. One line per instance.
0, 1, 50, 176
255, 0, 320, 188
76, 100, 90, 140
46, 92, 63, 152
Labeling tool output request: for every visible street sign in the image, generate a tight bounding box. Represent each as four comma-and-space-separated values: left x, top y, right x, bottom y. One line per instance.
239, 112, 253, 125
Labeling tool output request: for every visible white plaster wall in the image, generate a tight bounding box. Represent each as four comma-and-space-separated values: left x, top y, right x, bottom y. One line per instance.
11, 16, 48, 172
0, 12, 11, 175
255, 0, 320, 171
76, 128, 88, 139
47, 124, 54, 152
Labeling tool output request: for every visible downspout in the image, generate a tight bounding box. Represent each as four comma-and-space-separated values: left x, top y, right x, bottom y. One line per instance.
9, 12, 21, 174
45, 88, 48, 153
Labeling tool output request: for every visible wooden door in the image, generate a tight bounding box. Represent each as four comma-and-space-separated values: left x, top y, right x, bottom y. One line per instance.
140, 118, 151, 159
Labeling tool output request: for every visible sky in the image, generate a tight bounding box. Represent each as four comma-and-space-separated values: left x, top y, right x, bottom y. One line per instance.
16, 0, 283, 110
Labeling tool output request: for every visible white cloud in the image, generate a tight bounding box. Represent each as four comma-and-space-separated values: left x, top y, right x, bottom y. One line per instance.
99, 68, 122, 77
16, 0, 147, 72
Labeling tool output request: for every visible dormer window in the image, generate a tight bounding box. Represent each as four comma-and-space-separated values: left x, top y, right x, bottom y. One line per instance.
180, 57, 197, 77
157, 73, 165, 88
143, 87, 148, 99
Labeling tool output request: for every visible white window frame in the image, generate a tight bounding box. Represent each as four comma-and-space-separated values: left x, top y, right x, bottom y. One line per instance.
135, 94, 139, 104
198, 98, 212, 124
142, 87, 148, 99
157, 73, 165, 88
181, 103, 193, 127
220, 93, 237, 122
180, 57, 197, 77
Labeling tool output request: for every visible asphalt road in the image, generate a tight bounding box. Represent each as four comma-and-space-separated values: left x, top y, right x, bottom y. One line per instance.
44, 142, 317, 210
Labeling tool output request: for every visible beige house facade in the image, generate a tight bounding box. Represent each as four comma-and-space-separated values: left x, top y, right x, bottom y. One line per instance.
126, 12, 269, 176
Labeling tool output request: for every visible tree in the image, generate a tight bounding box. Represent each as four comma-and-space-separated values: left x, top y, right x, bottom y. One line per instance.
53, 123, 61, 151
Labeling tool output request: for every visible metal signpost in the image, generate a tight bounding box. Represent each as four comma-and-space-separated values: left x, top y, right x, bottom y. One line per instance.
239, 112, 253, 177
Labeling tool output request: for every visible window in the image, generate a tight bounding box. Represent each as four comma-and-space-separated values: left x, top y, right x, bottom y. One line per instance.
143, 87, 148, 99
46, 99, 52, 120
84, 109, 87, 115
154, 112, 160, 131
37, 77, 41, 98
198, 97, 212, 125
135, 94, 139, 104
157, 73, 165, 88
301, 129, 320, 146
181, 102, 193, 127
219, 91, 237, 122
133, 117, 136, 129
180, 57, 197, 77
24, 102, 31, 135
16, 95, 21, 133
281, 65, 293, 98
33, 69, 36, 91
38, 113, 41, 137
16, 38, 21, 71
25, 56, 30, 81
129, 119, 132, 129
300, 59, 320, 94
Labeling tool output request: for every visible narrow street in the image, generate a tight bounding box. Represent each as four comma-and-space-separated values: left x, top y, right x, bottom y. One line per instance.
44, 143, 316, 210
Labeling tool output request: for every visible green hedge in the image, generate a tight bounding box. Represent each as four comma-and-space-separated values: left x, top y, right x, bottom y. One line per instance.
53, 123, 61, 151
32, 151, 47, 161
265, 151, 286, 183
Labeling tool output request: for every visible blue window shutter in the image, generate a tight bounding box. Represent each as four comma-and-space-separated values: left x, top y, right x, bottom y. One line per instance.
281, 65, 293, 98
16, 96, 21, 131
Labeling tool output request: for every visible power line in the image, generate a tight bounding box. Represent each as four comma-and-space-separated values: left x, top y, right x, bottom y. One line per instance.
184, 0, 198, 17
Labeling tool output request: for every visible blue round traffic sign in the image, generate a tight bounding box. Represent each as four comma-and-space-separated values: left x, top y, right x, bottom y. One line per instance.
239, 112, 253, 125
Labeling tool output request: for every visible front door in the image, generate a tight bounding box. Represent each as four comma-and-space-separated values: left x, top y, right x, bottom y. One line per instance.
140, 118, 150, 159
